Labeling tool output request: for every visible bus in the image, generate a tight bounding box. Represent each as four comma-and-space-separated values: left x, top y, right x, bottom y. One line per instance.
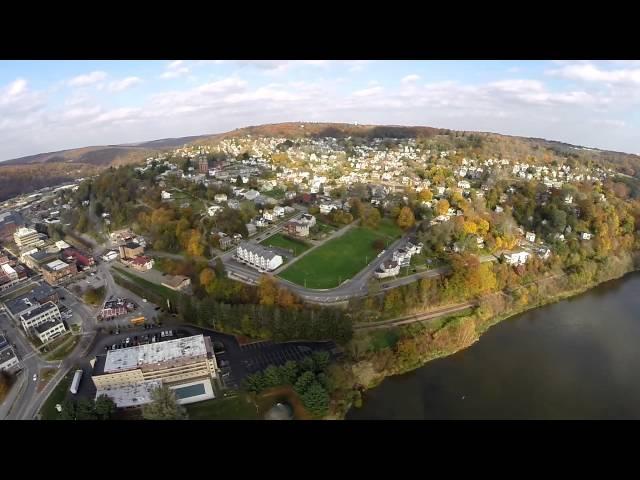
70, 369, 83, 395
130, 316, 145, 326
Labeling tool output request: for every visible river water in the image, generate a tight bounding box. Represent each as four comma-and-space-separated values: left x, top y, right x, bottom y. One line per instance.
348, 272, 640, 420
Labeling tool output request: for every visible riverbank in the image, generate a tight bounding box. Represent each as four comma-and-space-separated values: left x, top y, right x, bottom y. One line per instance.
328, 257, 640, 420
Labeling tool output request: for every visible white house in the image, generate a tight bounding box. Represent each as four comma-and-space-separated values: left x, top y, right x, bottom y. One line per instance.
564, 195, 573, 204
319, 203, 338, 215
244, 190, 259, 201
255, 218, 269, 228
581, 232, 592, 240
273, 206, 285, 217
503, 251, 530, 266
538, 248, 551, 260
263, 210, 275, 222
374, 260, 400, 279
161, 191, 172, 200
208, 205, 223, 217
525, 231, 536, 243
458, 180, 471, 190
299, 214, 316, 227
214, 193, 228, 203
235, 242, 283, 271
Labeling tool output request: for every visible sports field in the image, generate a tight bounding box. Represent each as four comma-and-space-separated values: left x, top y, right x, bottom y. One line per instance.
278, 220, 402, 289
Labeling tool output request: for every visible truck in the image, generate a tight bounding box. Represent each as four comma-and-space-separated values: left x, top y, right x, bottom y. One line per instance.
69, 369, 83, 395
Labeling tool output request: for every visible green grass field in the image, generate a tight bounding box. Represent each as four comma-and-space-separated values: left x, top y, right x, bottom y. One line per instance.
186, 394, 259, 420
40, 372, 74, 420
278, 221, 402, 289
260, 233, 310, 256
45, 335, 80, 361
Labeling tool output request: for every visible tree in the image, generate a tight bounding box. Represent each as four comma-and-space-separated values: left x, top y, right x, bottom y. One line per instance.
294, 370, 316, 395
142, 385, 188, 420
362, 205, 382, 229
258, 275, 279, 306
396, 206, 416, 230
263, 365, 283, 388
0, 372, 13, 401
418, 189, 433, 202
279, 361, 299, 385
94, 394, 116, 420
75, 399, 98, 420
436, 199, 450, 216
301, 382, 330, 418
311, 350, 330, 372
199, 268, 217, 294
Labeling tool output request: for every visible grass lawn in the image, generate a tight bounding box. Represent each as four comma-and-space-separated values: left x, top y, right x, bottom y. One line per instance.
45, 335, 80, 361
376, 217, 404, 240
260, 233, 310, 256
186, 393, 259, 420
279, 225, 397, 289
40, 371, 74, 420
37, 368, 57, 393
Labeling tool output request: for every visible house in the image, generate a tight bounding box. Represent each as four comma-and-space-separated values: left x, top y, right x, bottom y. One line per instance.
538, 248, 551, 260
119, 242, 144, 260
34, 318, 66, 344
235, 242, 283, 271
374, 260, 400, 279
273, 206, 285, 217
263, 210, 275, 222
62, 248, 95, 268
285, 191, 297, 200
255, 218, 269, 228
283, 220, 310, 238
554, 233, 565, 242
319, 203, 337, 215
161, 191, 173, 200
299, 214, 316, 228
218, 233, 233, 250
525, 232, 536, 243
102, 250, 119, 262
228, 199, 240, 210
503, 251, 530, 266
128, 255, 154, 272
392, 248, 412, 266
161, 274, 191, 292
458, 180, 471, 190
214, 193, 228, 203
246, 223, 257, 236
207, 205, 223, 217
243, 190, 260, 201
564, 195, 573, 204
581, 232, 592, 240
494, 205, 504, 213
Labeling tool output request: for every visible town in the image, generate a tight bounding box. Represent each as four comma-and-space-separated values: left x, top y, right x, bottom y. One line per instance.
0, 122, 637, 420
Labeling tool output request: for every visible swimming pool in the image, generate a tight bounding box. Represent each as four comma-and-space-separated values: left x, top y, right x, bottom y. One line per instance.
173, 383, 206, 399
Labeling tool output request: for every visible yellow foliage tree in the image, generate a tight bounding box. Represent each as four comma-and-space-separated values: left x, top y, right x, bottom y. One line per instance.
199, 268, 216, 293
258, 275, 278, 306
418, 189, 433, 202
396, 206, 416, 230
463, 221, 478, 235
436, 199, 450, 216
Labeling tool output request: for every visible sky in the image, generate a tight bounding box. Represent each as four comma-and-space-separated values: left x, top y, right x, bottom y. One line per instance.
1, 60, 639, 161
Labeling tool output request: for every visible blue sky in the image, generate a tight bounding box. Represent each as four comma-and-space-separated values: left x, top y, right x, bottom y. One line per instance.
0, 60, 638, 161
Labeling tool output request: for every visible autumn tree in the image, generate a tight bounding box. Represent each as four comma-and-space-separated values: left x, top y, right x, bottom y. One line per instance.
396, 206, 416, 230
199, 267, 217, 294
362, 205, 382, 229
436, 199, 450, 216
418, 189, 433, 202
258, 275, 279, 306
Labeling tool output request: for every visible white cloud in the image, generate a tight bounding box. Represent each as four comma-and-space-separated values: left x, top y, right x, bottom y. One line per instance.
353, 86, 384, 97
6, 78, 27, 96
67, 71, 108, 87
160, 60, 190, 79
549, 62, 640, 85
107, 77, 142, 92
401, 74, 421, 84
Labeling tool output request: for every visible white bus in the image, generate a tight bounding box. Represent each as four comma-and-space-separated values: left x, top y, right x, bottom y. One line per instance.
69, 369, 83, 395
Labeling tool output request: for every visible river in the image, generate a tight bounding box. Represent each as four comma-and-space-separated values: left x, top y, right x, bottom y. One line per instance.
347, 272, 640, 420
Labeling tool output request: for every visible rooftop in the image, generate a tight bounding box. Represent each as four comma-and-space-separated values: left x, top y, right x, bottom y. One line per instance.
33, 318, 64, 334
237, 241, 281, 261
124, 241, 141, 250
162, 274, 190, 288
96, 380, 162, 408
20, 302, 57, 321
45, 259, 70, 271
102, 334, 209, 374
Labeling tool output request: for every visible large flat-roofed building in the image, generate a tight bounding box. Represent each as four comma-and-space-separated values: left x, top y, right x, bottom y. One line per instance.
42, 259, 77, 285
14, 227, 45, 249
95, 380, 163, 409
19, 301, 61, 332
33, 318, 66, 343
91, 334, 218, 390
23, 249, 59, 270
0, 211, 24, 242
235, 242, 283, 271
4, 284, 59, 321
161, 274, 191, 292
0, 337, 20, 372
118, 242, 144, 260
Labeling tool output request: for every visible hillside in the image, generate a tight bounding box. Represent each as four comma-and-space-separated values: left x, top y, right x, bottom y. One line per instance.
2, 122, 640, 203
